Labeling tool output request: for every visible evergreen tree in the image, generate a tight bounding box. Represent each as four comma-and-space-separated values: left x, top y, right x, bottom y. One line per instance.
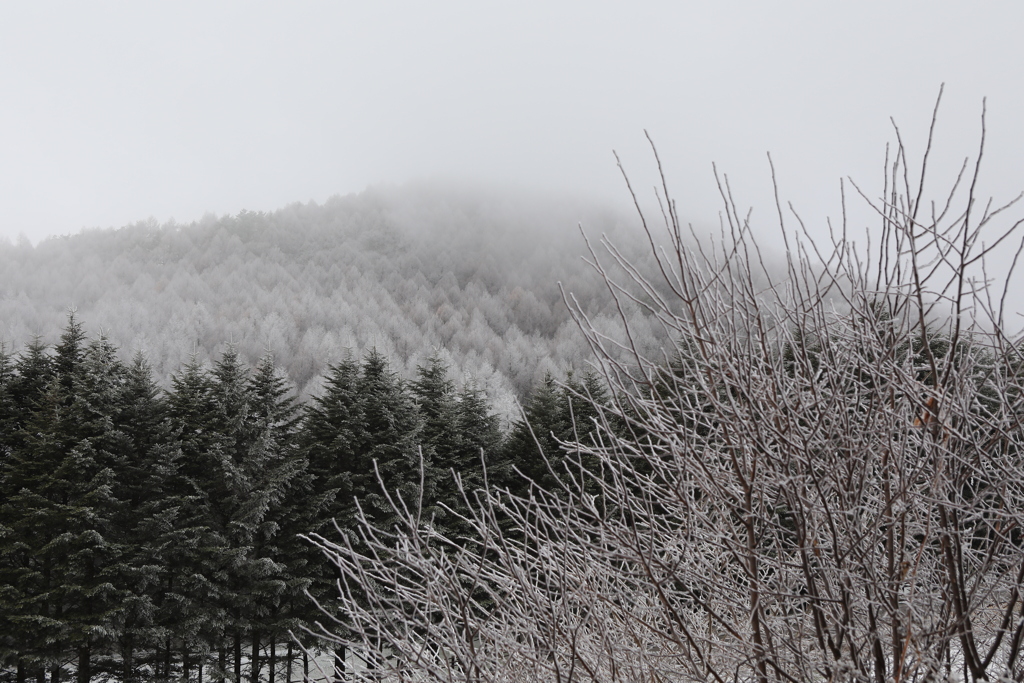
302, 357, 362, 534
62, 336, 132, 683
355, 350, 424, 531
5, 338, 54, 455
0, 344, 15, 454
0, 320, 128, 683
299, 356, 364, 657
205, 348, 255, 683
410, 355, 459, 532
52, 314, 86, 398
500, 369, 614, 497
410, 355, 458, 464
233, 354, 302, 683
0, 344, 29, 680
560, 369, 612, 495
410, 356, 503, 537
108, 353, 175, 683
165, 357, 228, 681
501, 372, 569, 495
0, 318, 526, 680
299, 350, 424, 676
0, 338, 53, 682
452, 380, 503, 497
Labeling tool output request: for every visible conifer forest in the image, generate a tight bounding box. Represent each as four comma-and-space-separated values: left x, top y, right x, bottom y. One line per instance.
6, 115, 1024, 683
0, 311, 607, 683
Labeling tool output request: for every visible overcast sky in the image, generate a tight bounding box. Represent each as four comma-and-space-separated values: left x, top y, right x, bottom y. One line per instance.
2, 2, 1023, 248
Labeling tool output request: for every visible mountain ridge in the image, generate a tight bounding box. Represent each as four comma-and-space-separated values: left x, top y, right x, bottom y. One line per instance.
0, 183, 663, 419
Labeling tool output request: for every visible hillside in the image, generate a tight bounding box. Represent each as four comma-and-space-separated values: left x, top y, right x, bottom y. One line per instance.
0, 184, 664, 416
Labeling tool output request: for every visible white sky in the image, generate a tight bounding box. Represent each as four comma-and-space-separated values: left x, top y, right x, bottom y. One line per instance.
1, 2, 1023, 250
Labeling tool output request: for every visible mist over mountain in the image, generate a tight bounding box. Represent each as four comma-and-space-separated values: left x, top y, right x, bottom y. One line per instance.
0, 183, 664, 418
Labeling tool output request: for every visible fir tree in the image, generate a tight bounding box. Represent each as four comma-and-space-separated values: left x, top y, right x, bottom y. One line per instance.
410, 356, 502, 537
6, 338, 54, 454
108, 353, 174, 683
301, 356, 364, 535
453, 380, 503, 497
410, 355, 459, 532
0, 322, 128, 683
0, 338, 53, 681
501, 372, 569, 495
62, 336, 131, 683
298, 356, 363, 657
355, 349, 424, 531
165, 357, 228, 681
560, 369, 611, 495
235, 354, 302, 683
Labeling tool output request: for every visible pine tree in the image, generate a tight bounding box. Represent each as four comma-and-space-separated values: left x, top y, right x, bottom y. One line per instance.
410, 355, 459, 532
501, 372, 569, 495
0, 338, 53, 681
453, 380, 503, 497
108, 353, 175, 683
0, 320, 128, 683
560, 369, 612, 495
299, 356, 364, 662
165, 357, 228, 680
302, 356, 363, 535
5, 338, 54, 454
206, 348, 256, 683
0, 343, 28, 679
299, 350, 424, 676
410, 356, 502, 538
0, 343, 15, 454
355, 350, 424, 531
234, 354, 302, 683
62, 336, 131, 683
52, 313, 86, 398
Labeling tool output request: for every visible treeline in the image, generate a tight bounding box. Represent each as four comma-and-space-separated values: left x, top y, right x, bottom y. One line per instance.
0, 184, 662, 408
0, 315, 607, 683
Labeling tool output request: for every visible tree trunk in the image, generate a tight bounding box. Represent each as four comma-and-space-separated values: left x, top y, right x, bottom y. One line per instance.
269, 635, 276, 683
36, 663, 45, 683
183, 646, 191, 683
219, 645, 227, 683
234, 631, 242, 683
164, 636, 172, 681
250, 631, 260, 683
302, 650, 308, 683
50, 660, 61, 683
286, 641, 293, 683
122, 637, 135, 683
16, 658, 26, 683
77, 644, 91, 683
333, 645, 346, 683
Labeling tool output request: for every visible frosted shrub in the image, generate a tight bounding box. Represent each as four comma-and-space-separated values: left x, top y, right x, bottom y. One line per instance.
308, 102, 1024, 683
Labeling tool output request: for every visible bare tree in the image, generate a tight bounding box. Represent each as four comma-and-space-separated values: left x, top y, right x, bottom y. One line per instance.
306, 96, 1024, 683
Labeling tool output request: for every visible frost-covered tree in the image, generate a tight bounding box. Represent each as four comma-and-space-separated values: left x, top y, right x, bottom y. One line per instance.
0, 319, 130, 683
311, 104, 1024, 683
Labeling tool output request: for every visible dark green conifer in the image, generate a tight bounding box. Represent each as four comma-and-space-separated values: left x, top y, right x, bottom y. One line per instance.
410, 355, 459, 531
165, 356, 228, 680
355, 350, 424, 531
0, 321, 128, 683
235, 354, 303, 683
501, 372, 569, 495
108, 353, 175, 683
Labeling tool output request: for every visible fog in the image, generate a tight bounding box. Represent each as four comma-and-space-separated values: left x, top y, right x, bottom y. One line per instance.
2, 2, 1023, 254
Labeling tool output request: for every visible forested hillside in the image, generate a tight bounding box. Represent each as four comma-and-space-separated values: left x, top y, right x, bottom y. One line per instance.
0, 183, 668, 682
0, 184, 662, 417
0, 314, 610, 682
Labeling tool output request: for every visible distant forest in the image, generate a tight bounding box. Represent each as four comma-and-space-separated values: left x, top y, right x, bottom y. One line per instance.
0, 313, 613, 683
0, 184, 664, 419
0, 186, 664, 682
